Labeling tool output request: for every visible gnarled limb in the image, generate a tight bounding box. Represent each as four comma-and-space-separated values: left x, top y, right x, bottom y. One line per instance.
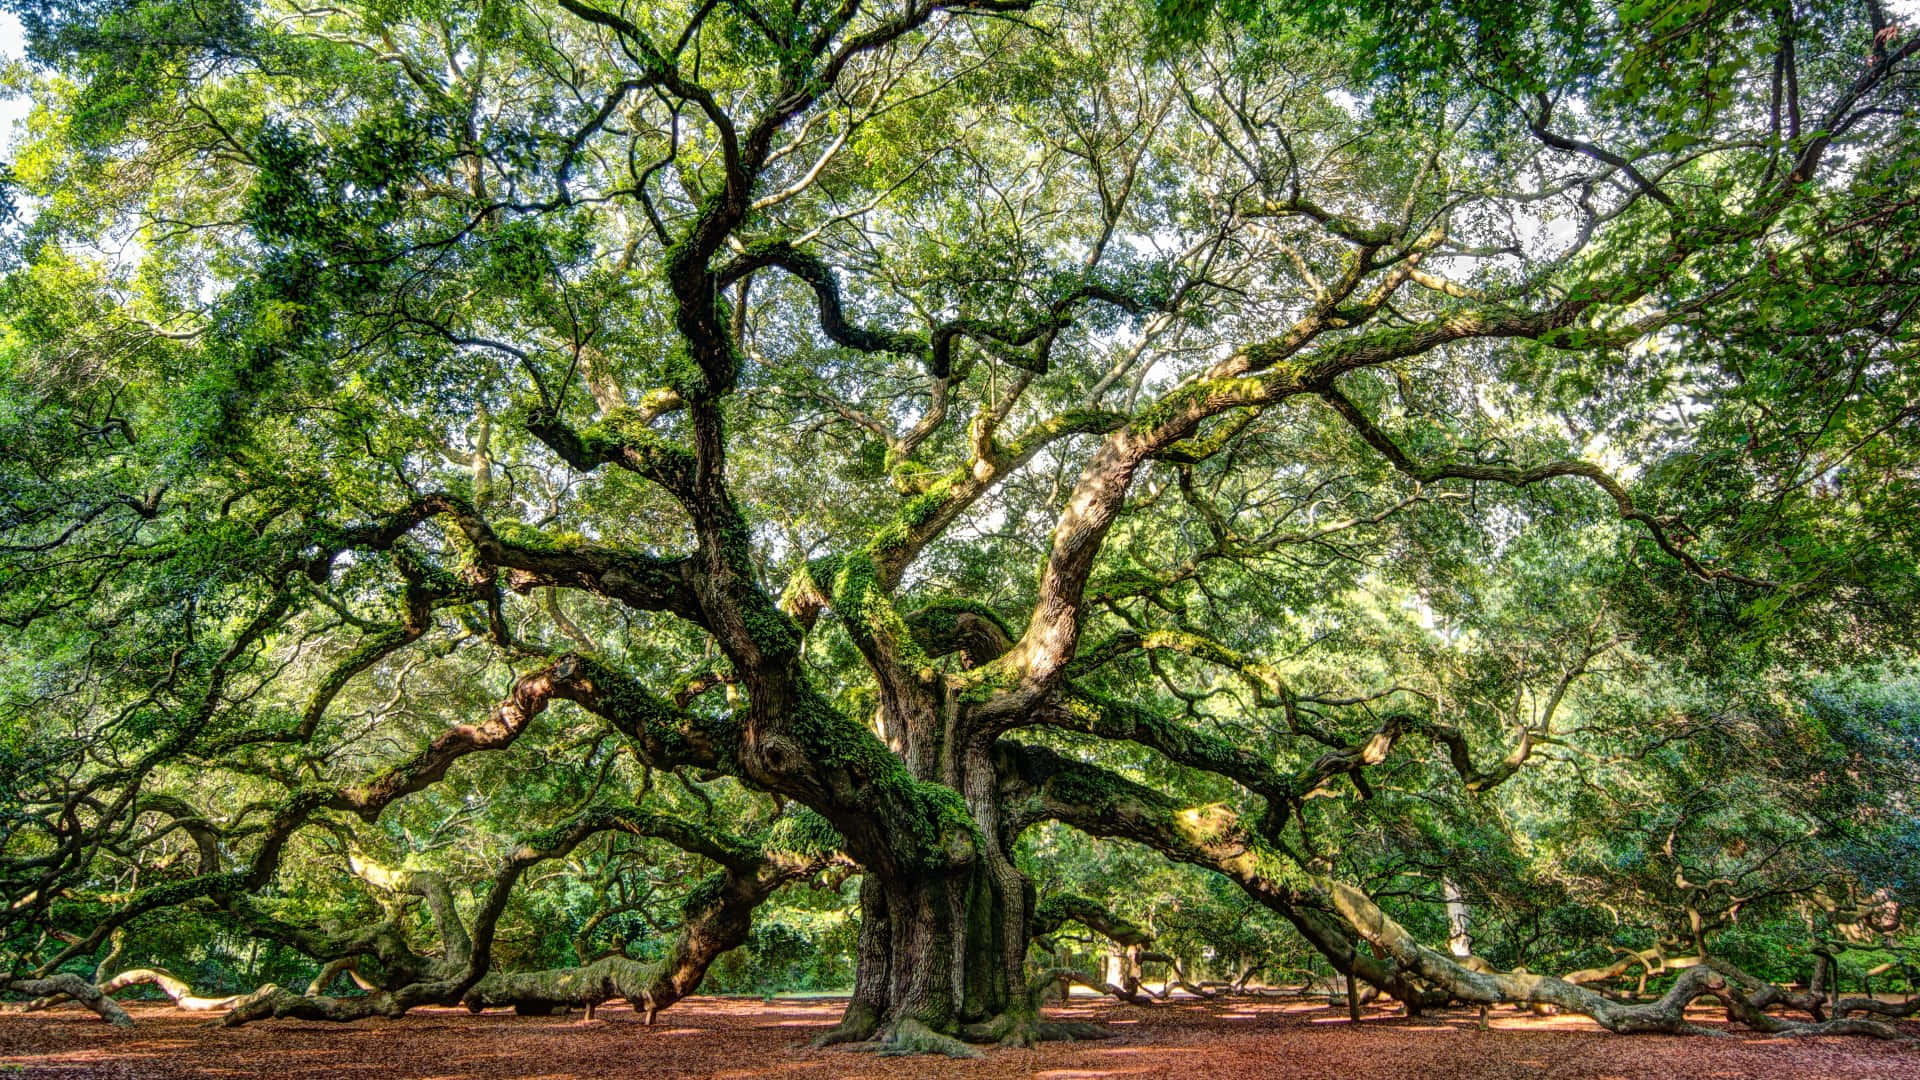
997, 741, 1429, 1007
463, 847, 838, 1022
3, 974, 134, 1027
93, 969, 240, 1012
306, 958, 377, 997
23, 968, 244, 1016
1319, 878, 1915, 1039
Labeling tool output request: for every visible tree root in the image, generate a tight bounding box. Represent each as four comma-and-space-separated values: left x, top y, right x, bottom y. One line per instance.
852, 1019, 981, 1058
961, 1006, 1113, 1047
809, 1000, 880, 1047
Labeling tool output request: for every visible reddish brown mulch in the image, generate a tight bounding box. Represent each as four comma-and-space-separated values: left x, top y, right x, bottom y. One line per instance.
3, 995, 1917, 1079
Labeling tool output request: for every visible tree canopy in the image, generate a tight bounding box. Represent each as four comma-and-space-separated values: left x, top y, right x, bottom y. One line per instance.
2, 0, 1917, 1053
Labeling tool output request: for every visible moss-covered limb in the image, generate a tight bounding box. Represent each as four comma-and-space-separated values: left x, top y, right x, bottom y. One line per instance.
778, 555, 834, 631
329, 663, 572, 821
903, 598, 1016, 666
344, 859, 473, 969
997, 408, 1135, 463
545, 644, 965, 882
620, 851, 836, 1020
322, 492, 705, 624
1077, 627, 1289, 708
778, 687, 980, 877
826, 552, 933, 708
1150, 407, 1260, 465
1031, 894, 1153, 947
994, 741, 1423, 1005
757, 806, 846, 860
863, 408, 1129, 588
1030, 688, 1292, 810
525, 403, 697, 496
539, 654, 735, 773
1318, 878, 1913, 1038
463, 819, 838, 1021
670, 662, 735, 707
819, 555, 952, 786
2, 975, 134, 1027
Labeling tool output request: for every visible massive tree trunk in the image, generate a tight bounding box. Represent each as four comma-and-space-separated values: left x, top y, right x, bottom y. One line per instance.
820, 701, 1038, 1052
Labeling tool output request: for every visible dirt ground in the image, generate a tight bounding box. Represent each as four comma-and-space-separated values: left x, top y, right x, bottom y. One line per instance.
3, 995, 1918, 1080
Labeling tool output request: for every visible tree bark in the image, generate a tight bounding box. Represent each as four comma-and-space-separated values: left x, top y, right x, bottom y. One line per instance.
817, 702, 1048, 1052
94, 969, 241, 1012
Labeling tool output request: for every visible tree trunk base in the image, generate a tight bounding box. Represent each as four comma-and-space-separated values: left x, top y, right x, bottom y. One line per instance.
809, 999, 882, 1047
